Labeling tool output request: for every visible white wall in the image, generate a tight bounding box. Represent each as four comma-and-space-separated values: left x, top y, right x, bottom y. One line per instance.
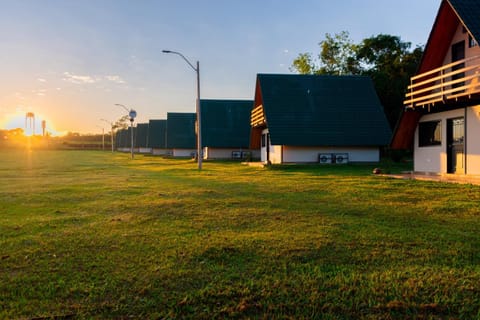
442, 23, 480, 69
261, 129, 381, 164
414, 108, 465, 174
138, 148, 152, 154
466, 105, 480, 174
203, 148, 240, 160
281, 146, 380, 163
203, 148, 260, 160
152, 148, 171, 155
172, 149, 196, 157
269, 145, 283, 164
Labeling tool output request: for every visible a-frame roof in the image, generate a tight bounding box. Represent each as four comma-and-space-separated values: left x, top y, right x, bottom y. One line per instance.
391, 0, 480, 149
254, 74, 391, 147
419, 0, 480, 73
135, 123, 149, 148
200, 99, 253, 148
166, 112, 196, 149
449, 0, 480, 43
117, 127, 136, 148
115, 128, 128, 148
147, 119, 167, 149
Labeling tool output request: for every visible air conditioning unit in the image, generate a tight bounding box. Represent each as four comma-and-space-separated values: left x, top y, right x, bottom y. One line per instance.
241, 151, 252, 159
319, 153, 333, 164
333, 153, 349, 164
232, 151, 242, 159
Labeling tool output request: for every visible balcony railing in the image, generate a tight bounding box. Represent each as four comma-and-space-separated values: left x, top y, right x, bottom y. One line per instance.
405, 54, 480, 109
251, 104, 265, 127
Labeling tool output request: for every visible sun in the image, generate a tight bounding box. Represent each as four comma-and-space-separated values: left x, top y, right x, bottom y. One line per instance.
1, 112, 64, 136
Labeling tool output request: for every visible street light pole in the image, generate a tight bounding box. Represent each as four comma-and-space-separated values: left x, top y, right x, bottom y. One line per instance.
101, 118, 114, 152
115, 104, 137, 159
162, 50, 202, 170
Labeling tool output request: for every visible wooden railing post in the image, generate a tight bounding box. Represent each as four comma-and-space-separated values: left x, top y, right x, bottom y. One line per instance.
441, 69, 445, 101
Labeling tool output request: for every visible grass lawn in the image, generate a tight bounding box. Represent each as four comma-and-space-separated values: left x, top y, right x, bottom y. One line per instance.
1, 150, 479, 319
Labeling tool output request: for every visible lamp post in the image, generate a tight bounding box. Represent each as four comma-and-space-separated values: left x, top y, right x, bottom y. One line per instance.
101, 118, 114, 152
162, 50, 202, 170
115, 103, 137, 159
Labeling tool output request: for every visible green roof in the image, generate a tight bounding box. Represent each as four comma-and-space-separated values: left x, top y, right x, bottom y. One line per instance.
115, 129, 128, 148
166, 113, 196, 149
200, 99, 253, 148
256, 74, 392, 147
135, 123, 149, 148
147, 120, 167, 148
448, 0, 480, 42
115, 127, 136, 148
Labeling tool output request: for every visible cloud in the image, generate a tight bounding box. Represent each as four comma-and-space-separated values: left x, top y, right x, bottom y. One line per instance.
63, 72, 98, 84
105, 75, 126, 84
62, 72, 127, 85
32, 89, 47, 96
37, 78, 47, 82
14, 92, 26, 100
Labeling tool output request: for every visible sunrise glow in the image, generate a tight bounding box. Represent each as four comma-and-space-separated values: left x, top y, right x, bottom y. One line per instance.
1, 112, 64, 137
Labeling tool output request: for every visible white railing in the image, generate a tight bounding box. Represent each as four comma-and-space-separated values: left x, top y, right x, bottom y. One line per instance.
405, 54, 480, 108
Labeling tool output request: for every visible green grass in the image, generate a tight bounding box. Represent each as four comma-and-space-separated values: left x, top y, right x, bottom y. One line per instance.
1, 150, 479, 319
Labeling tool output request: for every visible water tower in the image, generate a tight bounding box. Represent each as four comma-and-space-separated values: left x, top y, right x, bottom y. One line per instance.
25, 112, 35, 136
41, 120, 46, 136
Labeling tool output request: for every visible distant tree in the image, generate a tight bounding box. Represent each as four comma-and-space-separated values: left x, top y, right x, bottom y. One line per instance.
291, 31, 423, 128
356, 34, 424, 127
291, 53, 316, 75
112, 115, 130, 131
291, 31, 360, 75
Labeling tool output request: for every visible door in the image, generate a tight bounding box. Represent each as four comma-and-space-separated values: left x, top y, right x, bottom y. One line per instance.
451, 41, 465, 93
447, 117, 464, 174
261, 132, 270, 163
266, 133, 270, 163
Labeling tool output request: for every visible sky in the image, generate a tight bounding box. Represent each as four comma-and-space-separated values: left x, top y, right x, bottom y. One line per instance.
0, 0, 440, 135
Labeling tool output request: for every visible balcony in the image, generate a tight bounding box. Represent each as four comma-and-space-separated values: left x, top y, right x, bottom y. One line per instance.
251, 104, 266, 127
405, 54, 480, 110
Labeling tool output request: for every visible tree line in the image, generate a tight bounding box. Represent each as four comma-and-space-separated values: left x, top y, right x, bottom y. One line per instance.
291, 31, 423, 129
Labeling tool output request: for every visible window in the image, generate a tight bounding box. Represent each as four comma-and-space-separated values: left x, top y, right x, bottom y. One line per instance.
451, 118, 464, 144
469, 34, 478, 48
419, 121, 442, 147
261, 134, 266, 147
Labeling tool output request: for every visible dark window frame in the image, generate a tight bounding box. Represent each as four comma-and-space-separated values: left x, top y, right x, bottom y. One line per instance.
419, 120, 442, 147
469, 34, 478, 48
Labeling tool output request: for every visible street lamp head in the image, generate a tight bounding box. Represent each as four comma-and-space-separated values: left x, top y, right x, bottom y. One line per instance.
162, 50, 172, 53
129, 109, 137, 121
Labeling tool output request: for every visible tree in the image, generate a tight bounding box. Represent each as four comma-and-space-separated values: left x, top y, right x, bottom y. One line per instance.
291, 53, 316, 75
291, 31, 423, 128
356, 34, 424, 127
112, 115, 130, 131
291, 31, 359, 75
